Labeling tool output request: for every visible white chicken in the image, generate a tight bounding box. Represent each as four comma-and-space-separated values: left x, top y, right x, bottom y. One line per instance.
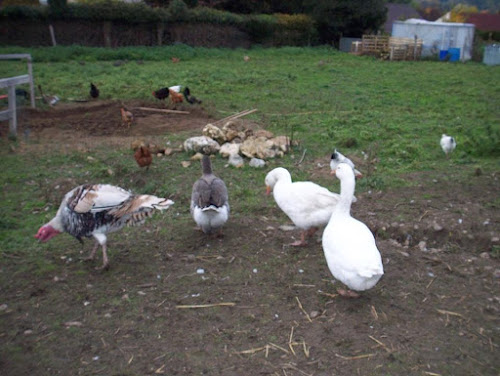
440, 134, 456, 158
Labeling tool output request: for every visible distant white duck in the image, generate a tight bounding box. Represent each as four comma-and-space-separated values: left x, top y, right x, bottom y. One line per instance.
322, 163, 383, 297
265, 167, 341, 246
191, 155, 230, 236
330, 149, 363, 177
440, 134, 456, 158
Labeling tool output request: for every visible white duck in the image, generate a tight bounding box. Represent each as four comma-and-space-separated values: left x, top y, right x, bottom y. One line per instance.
265, 167, 341, 246
35, 184, 174, 270
330, 149, 363, 178
322, 163, 383, 297
440, 134, 456, 158
191, 155, 230, 236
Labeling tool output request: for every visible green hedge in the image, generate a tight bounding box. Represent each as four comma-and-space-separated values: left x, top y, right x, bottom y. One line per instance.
0, 3, 316, 40
0, 3, 165, 22
190, 6, 243, 26
0, 4, 47, 19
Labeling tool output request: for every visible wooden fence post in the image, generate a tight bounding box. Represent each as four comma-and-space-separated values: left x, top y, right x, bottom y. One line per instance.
157, 23, 164, 46
27, 56, 35, 108
413, 35, 418, 60
103, 21, 112, 48
49, 24, 57, 46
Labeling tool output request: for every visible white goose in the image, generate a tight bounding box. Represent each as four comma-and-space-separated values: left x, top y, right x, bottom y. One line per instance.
322, 163, 383, 297
265, 167, 341, 246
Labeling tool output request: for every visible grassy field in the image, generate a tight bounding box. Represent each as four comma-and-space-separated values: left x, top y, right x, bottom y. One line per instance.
0, 46, 499, 375
1, 46, 499, 165
0, 44, 499, 269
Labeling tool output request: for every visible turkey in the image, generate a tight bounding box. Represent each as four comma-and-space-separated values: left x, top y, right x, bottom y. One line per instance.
191, 155, 229, 236
35, 184, 174, 270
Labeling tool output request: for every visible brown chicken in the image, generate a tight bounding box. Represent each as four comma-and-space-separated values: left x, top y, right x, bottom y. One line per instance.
171, 57, 180, 63
168, 89, 183, 104
134, 145, 153, 171
120, 107, 134, 128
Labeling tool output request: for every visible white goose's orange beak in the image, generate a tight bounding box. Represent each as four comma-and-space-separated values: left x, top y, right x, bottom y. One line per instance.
265, 186, 271, 195
330, 169, 336, 176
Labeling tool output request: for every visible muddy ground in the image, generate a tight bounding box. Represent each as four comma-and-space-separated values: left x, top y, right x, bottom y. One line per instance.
1, 101, 499, 376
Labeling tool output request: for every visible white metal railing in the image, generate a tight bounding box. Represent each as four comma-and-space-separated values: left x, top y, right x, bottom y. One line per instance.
0, 54, 36, 136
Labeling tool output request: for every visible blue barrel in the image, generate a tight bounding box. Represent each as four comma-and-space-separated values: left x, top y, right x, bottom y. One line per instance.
439, 50, 448, 61
448, 48, 460, 62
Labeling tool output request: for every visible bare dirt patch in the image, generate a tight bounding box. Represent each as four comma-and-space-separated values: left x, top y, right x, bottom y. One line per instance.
1, 102, 499, 376
4, 100, 213, 151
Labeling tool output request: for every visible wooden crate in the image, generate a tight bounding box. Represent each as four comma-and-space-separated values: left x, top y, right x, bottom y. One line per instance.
357, 35, 423, 61
361, 35, 390, 56
389, 37, 423, 60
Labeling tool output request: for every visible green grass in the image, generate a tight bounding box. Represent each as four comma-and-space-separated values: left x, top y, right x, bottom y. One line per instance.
1, 45, 498, 165
0, 45, 499, 257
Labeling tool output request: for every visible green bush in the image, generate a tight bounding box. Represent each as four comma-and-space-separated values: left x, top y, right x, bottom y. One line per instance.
476, 30, 500, 41
2, 0, 39, 5
167, 0, 189, 22
0, 5, 46, 20
190, 6, 243, 26
63, 2, 163, 22
276, 13, 315, 32
0, 3, 317, 45
463, 123, 500, 157
243, 14, 277, 43
48, 0, 67, 17
0, 2, 166, 22
274, 13, 317, 45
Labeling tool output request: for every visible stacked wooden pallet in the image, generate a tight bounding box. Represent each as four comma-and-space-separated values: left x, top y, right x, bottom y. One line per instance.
360, 35, 390, 56
350, 35, 423, 61
389, 37, 423, 61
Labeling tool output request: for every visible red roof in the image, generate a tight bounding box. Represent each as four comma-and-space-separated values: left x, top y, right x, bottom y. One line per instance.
465, 13, 500, 32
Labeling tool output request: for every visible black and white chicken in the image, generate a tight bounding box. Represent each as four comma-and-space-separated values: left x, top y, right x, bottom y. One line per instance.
183, 87, 202, 104
330, 149, 363, 178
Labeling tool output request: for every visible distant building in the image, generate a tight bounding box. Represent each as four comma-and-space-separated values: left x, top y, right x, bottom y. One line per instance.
384, 3, 421, 34
392, 19, 475, 61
